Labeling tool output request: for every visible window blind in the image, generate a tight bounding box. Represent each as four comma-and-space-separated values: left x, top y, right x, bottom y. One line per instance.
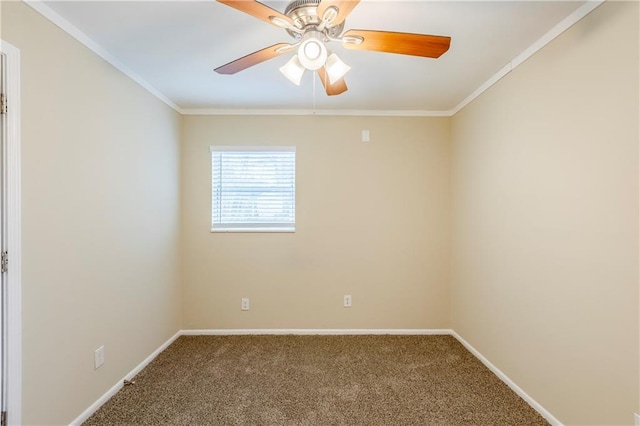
211, 146, 296, 232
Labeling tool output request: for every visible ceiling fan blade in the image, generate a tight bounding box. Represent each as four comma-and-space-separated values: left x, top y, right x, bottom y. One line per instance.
217, 0, 294, 28
317, 67, 348, 96
215, 43, 293, 74
317, 0, 361, 26
342, 30, 451, 58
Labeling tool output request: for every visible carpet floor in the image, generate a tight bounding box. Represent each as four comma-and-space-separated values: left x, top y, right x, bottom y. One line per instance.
84, 335, 548, 425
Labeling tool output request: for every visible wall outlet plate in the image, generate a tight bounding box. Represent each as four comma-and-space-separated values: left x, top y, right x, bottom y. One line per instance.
344, 294, 352, 308
94, 345, 105, 370
634, 412, 640, 426
241, 297, 250, 311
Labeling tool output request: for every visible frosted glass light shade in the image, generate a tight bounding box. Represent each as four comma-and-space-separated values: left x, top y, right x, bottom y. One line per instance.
325, 53, 351, 84
298, 32, 327, 71
279, 55, 305, 86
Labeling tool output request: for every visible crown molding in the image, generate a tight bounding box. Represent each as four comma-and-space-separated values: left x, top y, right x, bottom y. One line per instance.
25, 0, 604, 118
180, 108, 453, 117
449, 0, 605, 115
24, 0, 181, 114
177, 0, 605, 118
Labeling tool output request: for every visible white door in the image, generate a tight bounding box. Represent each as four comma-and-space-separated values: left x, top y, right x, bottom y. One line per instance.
0, 52, 7, 426
0, 39, 20, 426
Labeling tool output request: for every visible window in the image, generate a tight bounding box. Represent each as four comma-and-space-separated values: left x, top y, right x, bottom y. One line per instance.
211, 146, 296, 232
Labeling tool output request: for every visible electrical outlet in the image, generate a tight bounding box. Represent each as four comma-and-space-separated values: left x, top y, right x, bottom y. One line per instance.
634, 413, 640, 426
241, 297, 250, 311
362, 130, 370, 142
94, 345, 105, 370
344, 294, 352, 308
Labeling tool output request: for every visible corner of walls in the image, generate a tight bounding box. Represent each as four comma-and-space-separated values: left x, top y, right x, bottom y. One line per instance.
444, 115, 454, 330
177, 112, 187, 333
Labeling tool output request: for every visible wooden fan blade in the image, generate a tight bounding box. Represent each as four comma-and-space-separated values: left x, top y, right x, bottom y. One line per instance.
317, 0, 361, 26
217, 0, 294, 28
214, 43, 293, 74
342, 30, 451, 58
317, 67, 348, 96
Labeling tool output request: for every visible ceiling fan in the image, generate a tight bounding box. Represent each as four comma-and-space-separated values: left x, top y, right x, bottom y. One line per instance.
214, 0, 451, 96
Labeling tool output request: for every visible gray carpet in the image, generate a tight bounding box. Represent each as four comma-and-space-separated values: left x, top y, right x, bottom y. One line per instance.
84, 335, 548, 425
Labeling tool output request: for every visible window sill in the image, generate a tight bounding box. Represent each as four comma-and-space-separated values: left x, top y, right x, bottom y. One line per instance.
211, 228, 295, 233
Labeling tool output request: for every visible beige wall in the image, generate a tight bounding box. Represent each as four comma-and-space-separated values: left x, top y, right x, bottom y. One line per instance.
2, 2, 182, 424
3, 0, 639, 424
451, 2, 639, 425
181, 115, 451, 329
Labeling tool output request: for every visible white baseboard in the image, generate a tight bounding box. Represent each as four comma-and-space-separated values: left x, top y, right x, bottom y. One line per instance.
69, 330, 182, 426
68, 328, 449, 423
450, 330, 562, 426
181, 328, 452, 336
70, 328, 560, 426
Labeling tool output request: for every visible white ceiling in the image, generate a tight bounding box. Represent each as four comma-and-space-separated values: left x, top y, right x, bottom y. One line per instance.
38, 0, 587, 112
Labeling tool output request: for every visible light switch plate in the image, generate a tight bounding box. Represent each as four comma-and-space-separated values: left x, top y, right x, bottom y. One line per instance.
634, 413, 640, 426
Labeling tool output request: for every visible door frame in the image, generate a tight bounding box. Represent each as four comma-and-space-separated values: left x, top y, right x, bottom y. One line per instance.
0, 39, 22, 426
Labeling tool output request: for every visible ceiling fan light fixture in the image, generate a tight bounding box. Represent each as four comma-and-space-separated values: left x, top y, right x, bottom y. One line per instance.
298, 31, 327, 71
304, 42, 321, 60
215, 0, 452, 98
325, 53, 351, 84
279, 54, 306, 86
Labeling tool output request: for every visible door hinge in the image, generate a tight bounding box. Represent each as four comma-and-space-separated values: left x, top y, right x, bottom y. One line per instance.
1, 251, 8, 273
1, 410, 7, 426
0, 93, 6, 115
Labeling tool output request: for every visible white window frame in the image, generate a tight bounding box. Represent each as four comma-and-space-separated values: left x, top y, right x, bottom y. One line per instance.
210, 146, 296, 233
